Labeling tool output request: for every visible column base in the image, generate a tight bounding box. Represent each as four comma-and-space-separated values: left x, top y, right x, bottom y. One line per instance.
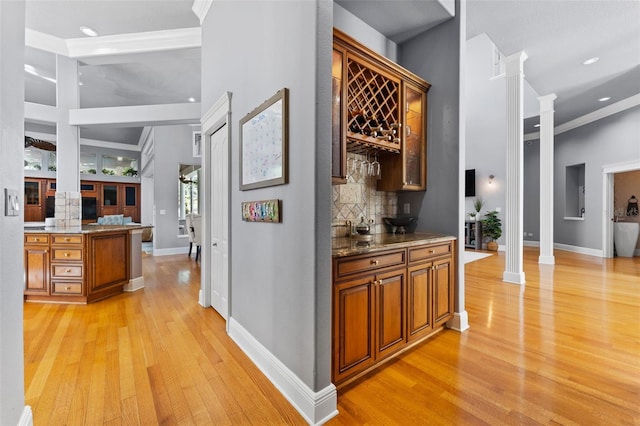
503, 271, 526, 285
538, 255, 555, 265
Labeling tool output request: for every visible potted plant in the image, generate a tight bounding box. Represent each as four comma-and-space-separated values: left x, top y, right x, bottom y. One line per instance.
469, 197, 484, 220
482, 210, 502, 251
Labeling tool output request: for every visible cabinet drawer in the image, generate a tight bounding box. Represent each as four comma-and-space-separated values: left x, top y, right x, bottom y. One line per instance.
51, 248, 83, 261
52, 235, 83, 245
409, 243, 451, 264
52, 282, 83, 295
335, 250, 406, 279
25, 234, 49, 244
51, 264, 83, 278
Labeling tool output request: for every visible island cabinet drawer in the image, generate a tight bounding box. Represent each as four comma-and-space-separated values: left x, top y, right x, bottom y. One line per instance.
335, 249, 406, 280
51, 264, 83, 278
25, 234, 49, 245
52, 282, 83, 295
51, 248, 83, 261
409, 243, 451, 264
52, 235, 83, 245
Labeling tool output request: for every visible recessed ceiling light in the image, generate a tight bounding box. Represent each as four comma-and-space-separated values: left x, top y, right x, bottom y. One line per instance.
583, 57, 599, 65
598, 97, 611, 102
188, 97, 196, 102
533, 123, 541, 128
80, 26, 99, 37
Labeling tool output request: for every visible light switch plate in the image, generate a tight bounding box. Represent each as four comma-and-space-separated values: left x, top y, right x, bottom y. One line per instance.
4, 188, 20, 216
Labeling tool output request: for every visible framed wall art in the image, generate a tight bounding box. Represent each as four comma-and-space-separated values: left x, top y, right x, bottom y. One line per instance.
193, 131, 202, 158
239, 88, 289, 190
241, 199, 282, 223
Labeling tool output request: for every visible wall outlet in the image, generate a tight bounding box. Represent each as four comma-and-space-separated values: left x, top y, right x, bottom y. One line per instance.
403, 203, 410, 214
528, 232, 533, 237
4, 188, 20, 216
159, 209, 166, 215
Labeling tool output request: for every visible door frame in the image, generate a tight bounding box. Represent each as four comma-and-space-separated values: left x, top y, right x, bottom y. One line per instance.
601, 159, 640, 258
199, 92, 232, 327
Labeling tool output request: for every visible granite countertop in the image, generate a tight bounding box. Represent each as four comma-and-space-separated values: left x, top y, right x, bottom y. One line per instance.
332, 232, 455, 257
24, 224, 152, 234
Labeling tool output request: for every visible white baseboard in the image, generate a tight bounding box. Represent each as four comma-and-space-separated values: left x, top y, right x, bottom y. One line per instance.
18, 406, 33, 426
228, 318, 338, 425
446, 310, 469, 332
123, 276, 145, 292
503, 271, 526, 284
152, 247, 190, 256
553, 243, 603, 257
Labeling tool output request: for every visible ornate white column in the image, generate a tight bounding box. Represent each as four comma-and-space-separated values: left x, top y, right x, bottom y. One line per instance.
503, 51, 527, 285
538, 94, 557, 265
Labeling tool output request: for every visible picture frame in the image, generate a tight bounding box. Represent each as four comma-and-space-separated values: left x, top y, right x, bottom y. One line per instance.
241, 199, 282, 223
239, 88, 289, 190
193, 131, 202, 158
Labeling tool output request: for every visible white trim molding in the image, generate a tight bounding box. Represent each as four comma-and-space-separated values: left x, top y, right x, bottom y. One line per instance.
525, 94, 640, 141
192, 0, 214, 24
152, 246, 190, 256
554, 243, 603, 258
228, 318, 338, 425
124, 276, 145, 292
447, 311, 470, 332
18, 406, 33, 426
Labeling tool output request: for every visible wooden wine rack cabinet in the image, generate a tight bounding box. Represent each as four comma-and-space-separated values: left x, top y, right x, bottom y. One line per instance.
333, 28, 431, 191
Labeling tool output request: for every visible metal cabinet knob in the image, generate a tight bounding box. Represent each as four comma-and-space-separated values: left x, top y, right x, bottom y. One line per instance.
371, 260, 379, 265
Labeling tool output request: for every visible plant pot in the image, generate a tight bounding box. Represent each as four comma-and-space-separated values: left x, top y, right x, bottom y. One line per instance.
487, 241, 498, 251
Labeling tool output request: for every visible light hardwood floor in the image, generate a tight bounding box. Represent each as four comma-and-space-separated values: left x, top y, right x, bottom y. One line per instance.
24, 248, 639, 425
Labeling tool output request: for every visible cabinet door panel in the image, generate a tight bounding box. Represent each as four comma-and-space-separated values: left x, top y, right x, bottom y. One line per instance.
24, 247, 49, 293
433, 258, 453, 326
376, 269, 406, 357
334, 278, 375, 382
407, 264, 432, 341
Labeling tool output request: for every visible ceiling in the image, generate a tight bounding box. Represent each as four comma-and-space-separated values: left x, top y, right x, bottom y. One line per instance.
24, 1, 640, 145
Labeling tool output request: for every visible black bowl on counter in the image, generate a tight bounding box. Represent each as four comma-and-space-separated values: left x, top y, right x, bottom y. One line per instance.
383, 216, 418, 234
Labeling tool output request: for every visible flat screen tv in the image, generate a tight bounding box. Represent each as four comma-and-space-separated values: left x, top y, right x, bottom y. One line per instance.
465, 169, 476, 197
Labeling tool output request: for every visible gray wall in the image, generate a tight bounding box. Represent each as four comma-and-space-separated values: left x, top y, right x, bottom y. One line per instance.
0, 0, 26, 423
152, 125, 201, 251
398, 5, 462, 238
523, 106, 640, 250
333, 3, 397, 61
523, 139, 540, 241
201, 1, 330, 390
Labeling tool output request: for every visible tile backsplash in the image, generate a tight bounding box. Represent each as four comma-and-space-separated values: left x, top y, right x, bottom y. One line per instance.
332, 152, 398, 237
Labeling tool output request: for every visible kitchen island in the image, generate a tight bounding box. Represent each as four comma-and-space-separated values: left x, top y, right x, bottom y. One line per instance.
24, 224, 148, 304
332, 232, 456, 387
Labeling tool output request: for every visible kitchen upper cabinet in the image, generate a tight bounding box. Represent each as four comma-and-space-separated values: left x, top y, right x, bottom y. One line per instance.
24, 178, 44, 222
332, 28, 430, 191
121, 184, 140, 223
101, 184, 120, 216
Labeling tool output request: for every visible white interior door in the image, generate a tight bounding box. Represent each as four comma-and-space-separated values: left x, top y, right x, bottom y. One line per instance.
210, 126, 229, 319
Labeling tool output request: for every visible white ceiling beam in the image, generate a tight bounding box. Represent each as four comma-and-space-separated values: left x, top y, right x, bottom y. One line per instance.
69, 103, 201, 127
25, 101, 58, 124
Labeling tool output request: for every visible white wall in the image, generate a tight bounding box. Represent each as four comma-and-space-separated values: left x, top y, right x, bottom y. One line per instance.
0, 0, 28, 424
152, 125, 201, 252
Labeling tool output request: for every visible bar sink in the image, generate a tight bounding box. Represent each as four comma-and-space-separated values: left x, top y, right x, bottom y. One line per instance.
614, 222, 640, 257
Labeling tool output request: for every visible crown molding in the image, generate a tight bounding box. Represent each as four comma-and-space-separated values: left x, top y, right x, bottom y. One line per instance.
524, 93, 640, 141
192, 0, 214, 24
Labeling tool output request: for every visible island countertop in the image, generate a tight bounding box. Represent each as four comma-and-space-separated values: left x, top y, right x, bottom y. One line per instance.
24, 224, 152, 234
332, 232, 455, 258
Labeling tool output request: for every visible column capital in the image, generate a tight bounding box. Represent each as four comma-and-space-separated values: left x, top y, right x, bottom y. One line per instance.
538, 93, 558, 113
505, 51, 528, 76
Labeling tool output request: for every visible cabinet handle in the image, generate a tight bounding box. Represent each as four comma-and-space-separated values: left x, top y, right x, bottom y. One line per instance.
370, 260, 379, 265
64, 252, 70, 257
65, 286, 71, 290
64, 237, 70, 242
65, 269, 71, 273
34, 238, 39, 242
429, 250, 435, 254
